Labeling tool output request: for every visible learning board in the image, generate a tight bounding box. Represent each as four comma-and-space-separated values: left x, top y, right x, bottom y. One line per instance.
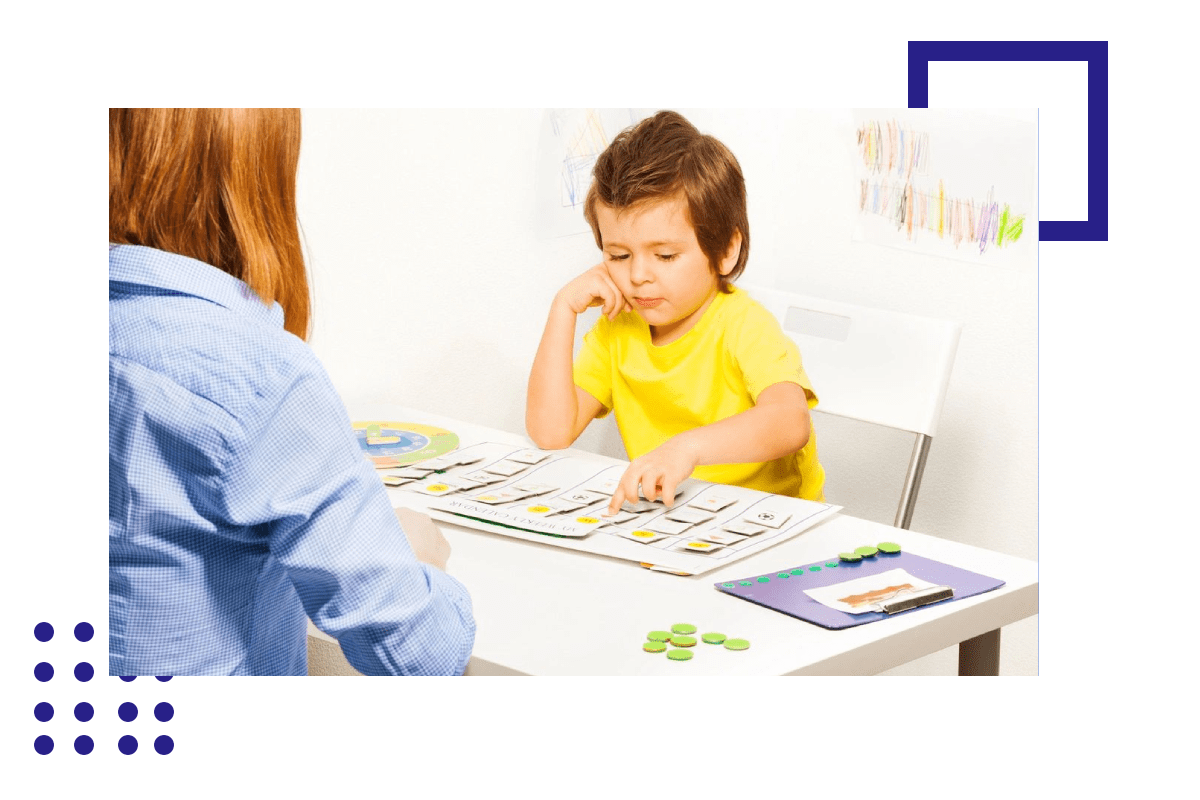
714, 549, 1005, 629
352, 421, 459, 468
380, 440, 839, 577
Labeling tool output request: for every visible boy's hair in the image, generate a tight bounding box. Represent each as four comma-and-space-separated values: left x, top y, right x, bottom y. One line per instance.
583, 110, 749, 292
109, 108, 311, 339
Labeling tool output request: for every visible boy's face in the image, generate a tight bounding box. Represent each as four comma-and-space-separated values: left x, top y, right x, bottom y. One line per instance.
595, 195, 737, 345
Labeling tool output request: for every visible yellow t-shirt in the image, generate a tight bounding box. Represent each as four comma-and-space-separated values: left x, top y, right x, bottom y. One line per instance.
573, 286, 825, 501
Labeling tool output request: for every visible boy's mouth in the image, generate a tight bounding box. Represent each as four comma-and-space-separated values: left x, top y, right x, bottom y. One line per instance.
633, 297, 664, 309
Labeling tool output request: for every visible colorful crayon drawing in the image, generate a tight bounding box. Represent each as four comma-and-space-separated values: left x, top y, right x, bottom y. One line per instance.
853, 115, 1033, 259
537, 108, 647, 238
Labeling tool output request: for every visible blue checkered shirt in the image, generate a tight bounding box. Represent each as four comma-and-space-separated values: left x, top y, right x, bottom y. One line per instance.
110, 245, 475, 675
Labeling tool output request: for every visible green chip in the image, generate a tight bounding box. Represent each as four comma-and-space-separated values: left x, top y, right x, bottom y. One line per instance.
647, 630, 673, 642
724, 638, 751, 651
808, 566, 821, 572
777, 572, 791, 579
878, 541, 902, 554
839, 552, 862, 562
854, 546, 879, 558
790, 568, 804, 575
670, 635, 697, 647
739, 581, 752, 586
722, 583, 735, 588
825, 562, 838, 568
756, 576, 770, 583
671, 623, 697, 635
701, 632, 727, 645
643, 641, 668, 653
667, 649, 694, 661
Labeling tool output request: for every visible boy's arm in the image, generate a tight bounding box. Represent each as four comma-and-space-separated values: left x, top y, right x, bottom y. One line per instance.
606, 381, 810, 514
526, 263, 628, 449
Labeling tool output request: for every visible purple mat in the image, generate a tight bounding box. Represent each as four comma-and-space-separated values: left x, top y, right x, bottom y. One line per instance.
714, 550, 1005, 630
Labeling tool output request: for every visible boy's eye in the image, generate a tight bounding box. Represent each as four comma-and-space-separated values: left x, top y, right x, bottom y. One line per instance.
656, 253, 679, 261
607, 253, 629, 261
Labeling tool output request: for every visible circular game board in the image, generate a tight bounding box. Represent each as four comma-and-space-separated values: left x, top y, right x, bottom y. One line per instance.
352, 421, 459, 467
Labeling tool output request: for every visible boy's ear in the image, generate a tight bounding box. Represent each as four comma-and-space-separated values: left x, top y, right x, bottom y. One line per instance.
717, 230, 743, 276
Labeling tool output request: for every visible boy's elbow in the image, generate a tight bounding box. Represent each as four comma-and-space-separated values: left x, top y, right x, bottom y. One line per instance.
785, 408, 811, 454
528, 428, 571, 451
526, 419, 571, 451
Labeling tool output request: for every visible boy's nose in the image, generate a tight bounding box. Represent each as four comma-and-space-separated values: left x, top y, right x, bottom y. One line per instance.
629, 254, 654, 284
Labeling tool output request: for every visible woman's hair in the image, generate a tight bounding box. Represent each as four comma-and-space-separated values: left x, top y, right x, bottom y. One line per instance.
583, 110, 750, 292
109, 108, 310, 339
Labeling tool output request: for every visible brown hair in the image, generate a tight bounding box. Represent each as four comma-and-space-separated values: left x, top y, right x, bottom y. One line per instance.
109, 108, 310, 339
583, 110, 749, 292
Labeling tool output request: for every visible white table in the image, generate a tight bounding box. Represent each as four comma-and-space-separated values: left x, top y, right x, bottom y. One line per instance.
320, 407, 1038, 676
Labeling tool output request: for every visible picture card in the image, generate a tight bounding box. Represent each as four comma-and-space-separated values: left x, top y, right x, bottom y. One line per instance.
616, 529, 668, 544
688, 494, 737, 512
508, 449, 552, 465
482, 460, 528, 477
746, 509, 791, 529
722, 521, 766, 536
643, 517, 693, 535
664, 506, 715, 525
697, 530, 747, 546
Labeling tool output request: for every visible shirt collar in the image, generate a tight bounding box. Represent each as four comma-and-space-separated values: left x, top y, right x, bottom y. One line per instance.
109, 244, 285, 329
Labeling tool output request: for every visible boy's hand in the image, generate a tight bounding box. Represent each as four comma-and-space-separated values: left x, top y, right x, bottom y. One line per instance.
606, 438, 700, 515
556, 262, 632, 321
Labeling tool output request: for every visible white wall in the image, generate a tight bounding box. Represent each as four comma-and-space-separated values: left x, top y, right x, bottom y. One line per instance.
296, 108, 1037, 676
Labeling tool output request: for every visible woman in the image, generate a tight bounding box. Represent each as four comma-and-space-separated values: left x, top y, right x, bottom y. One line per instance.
109, 109, 475, 675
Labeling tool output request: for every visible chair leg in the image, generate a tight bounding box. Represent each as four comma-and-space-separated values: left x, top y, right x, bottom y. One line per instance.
894, 434, 933, 530
958, 628, 1001, 675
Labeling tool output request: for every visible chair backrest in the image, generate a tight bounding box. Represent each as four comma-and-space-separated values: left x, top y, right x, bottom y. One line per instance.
739, 283, 963, 529
739, 283, 962, 437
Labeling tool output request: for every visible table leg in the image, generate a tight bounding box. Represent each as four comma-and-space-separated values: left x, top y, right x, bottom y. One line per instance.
958, 628, 1001, 676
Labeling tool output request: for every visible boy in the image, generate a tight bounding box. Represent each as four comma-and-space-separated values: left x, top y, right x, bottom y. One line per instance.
526, 111, 824, 515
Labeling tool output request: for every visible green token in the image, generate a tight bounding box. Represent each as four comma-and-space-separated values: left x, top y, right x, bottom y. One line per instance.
790, 568, 804, 575
701, 632, 727, 645
671, 623, 697, 635
647, 630, 673, 642
839, 552, 862, 562
808, 566, 821, 572
738, 581, 752, 586
643, 641, 668, 653
670, 635, 697, 647
878, 541, 901, 554
777, 572, 791, 579
756, 576, 770, 583
722, 583, 735, 588
667, 649, 694, 661
854, 546, 879, 558
825, 562, 838, 568
724, 638, 751, 651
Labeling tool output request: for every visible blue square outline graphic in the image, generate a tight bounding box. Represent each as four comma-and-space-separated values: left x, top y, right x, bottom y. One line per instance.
908, 41, 1108, 242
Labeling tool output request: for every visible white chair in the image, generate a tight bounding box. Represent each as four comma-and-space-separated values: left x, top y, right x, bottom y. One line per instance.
742, 284, 1001, 675
740, 283, 962, 530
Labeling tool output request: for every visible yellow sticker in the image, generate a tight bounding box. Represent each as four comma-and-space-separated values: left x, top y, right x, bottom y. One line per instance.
576, 517, 599, 524
427, 484, 450, 493
632, 531, 656, 538
527, 505, 550, 513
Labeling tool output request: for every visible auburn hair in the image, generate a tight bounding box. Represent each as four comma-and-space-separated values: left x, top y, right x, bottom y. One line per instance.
583, 110, 750, 292
109, 108, 310, 339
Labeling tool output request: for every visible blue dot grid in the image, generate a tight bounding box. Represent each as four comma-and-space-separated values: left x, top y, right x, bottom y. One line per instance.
32, 621, 176, 755
907, 40, 1109, 242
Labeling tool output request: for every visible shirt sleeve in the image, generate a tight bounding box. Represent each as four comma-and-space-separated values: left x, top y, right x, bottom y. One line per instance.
731, 302, 819, 409
215, 349, 476, 676
572, 315, 614, 415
